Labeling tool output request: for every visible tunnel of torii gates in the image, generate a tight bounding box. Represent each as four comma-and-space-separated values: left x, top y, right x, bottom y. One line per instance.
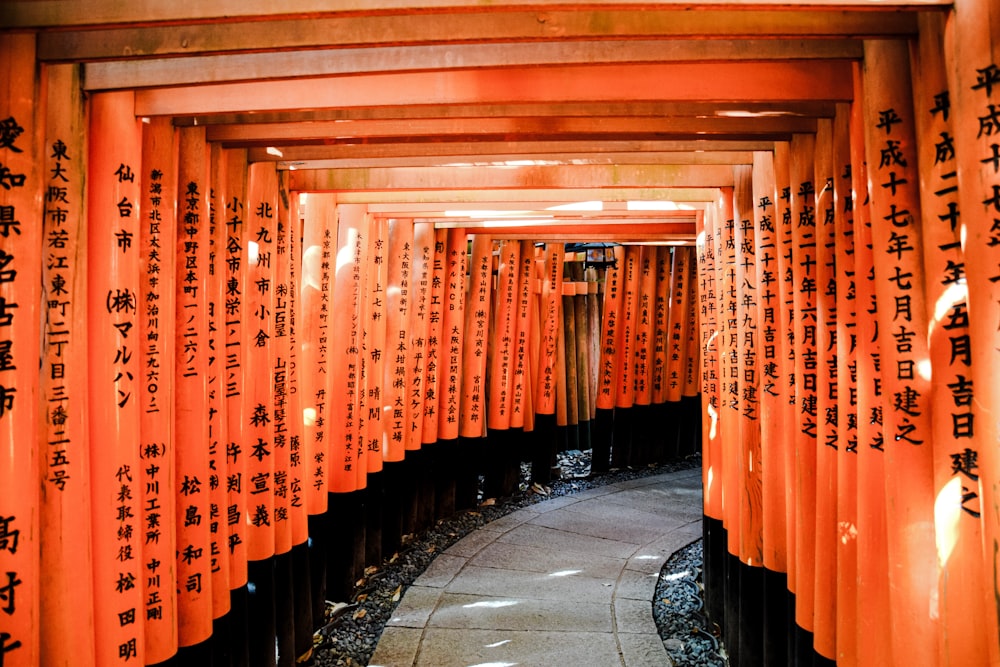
2, 1, 1000, 666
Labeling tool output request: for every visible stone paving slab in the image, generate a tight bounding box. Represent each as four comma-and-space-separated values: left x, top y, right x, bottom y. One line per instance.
370, 469, 703, 666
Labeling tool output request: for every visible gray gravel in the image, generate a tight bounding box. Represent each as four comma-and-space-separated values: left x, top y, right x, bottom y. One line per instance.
309, 450, 705, 666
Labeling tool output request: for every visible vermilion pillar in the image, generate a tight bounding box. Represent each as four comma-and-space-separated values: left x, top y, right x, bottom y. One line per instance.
39, 62, 98, 667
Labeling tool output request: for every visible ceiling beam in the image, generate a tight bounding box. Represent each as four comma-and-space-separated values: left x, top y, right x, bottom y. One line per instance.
326, 188, 721, 204
209, 116, 817, 146
289, 164, 735, 192
83, 39, 863, 90
175, 101, 838, 126
248, 141, 774, 164
17, 5, 929, 34
135, 61, 854, 116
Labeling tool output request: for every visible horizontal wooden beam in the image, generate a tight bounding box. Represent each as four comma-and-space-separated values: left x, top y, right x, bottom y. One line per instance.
264, 151, 756, 170
135, 61, 854, 116
289, 164, 735, 192
210, 116, 816, 146
430, 221, 697, 240
176, 101, 838, 126
83, 39, 863, 90
249, 141, 773, 164
20, 5, 926, 36
364, 201, 707, 215
327, 187, 721, 204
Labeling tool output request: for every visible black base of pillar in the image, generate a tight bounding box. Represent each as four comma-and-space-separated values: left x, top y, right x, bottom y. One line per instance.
435, 439, 458, 520
400, 452, 419, 536
291, 541, 313, 661
630, 403, 653, 466
739, 561, 764, 667
679, 394, 701, 457
591, 408, 614, 473
531, 413, 557, 484
229, 584, 250, 667
577, 416, 591, 453
415, 446, 436, 532
364, 471, 384, 567
325, 491, 365, 602
247, 558, 277, 667
763, 568, 789, 667
381, 460, 405, 557
554, 423, 569, 457
455, 436, 482, 510
610, 406, 632, 468
566, 422, 579, 453
210, 603, 233, 667
160, 640, 213, 667
794, 622, 814, 667
724, 550, 741, 667
703, 515, 726, 629
484, 428, 518, 499
663, 401, 681, 461
307, 513, 327, 631
274, 550, 295, 667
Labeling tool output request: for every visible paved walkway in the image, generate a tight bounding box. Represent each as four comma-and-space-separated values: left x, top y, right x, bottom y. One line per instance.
369, 468, 703, 667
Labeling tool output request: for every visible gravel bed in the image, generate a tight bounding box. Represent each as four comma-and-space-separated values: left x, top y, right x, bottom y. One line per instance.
309, 450, 704, 666
654, 540, 728, 666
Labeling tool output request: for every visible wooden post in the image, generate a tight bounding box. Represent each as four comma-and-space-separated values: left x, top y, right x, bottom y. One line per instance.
789, 132, 819, 642
651, 246, 671, 458
39, 62, 98, 667
943, 2, 1000, 662
851, 60, 894, 667
611, 245, 641, 468
174, 124, 214, 649
862, 39, 938, 667
408, 222, 434, 456
461, 235, 493, 441
531, 242, 562, 479
773, 140, 798, 601
87, 90, 145, 666
631, 246, 657, 465
299, 194, 333, 514
573, 261, 591, 454
222, 148, 250, 594
915, 9, 991, 665
435, 228, 466, 517
812, 117, 838, 661
832, 101, 859, 667
594, 246, 623, 473
561, 265, 579, 451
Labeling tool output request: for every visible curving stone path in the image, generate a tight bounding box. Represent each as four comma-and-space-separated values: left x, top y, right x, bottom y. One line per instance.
370, 468, 703, 667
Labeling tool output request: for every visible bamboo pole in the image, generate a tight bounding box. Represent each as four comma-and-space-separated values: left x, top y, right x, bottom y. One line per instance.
862, 39, 938, 667
851, 61, 894, 667
87, 90, 145, 666
943, 2, 1000, 662
39, 62, 98, 667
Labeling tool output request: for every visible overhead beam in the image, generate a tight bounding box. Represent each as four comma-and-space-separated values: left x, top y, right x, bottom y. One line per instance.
175, 101, 838, 126
209, 116, 817, 146
428, 221, 698, 239
10, 3, 934, 31
289, 164, 735, 192
326, 188, 721, 204
135, 61, 854, 116
249, 141, 774, 164
83, 39, 863, 90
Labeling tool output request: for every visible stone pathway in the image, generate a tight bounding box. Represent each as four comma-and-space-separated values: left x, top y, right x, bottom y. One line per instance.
369, 468, 703, 666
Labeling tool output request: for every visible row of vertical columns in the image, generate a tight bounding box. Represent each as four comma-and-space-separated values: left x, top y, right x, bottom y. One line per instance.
698, 10, 1000, 665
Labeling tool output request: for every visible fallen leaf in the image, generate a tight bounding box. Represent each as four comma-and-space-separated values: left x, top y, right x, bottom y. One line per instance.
353, 608, 367, 620
391, 585, 402, 602
355, 593, 368, 602
481, 498, 495, 507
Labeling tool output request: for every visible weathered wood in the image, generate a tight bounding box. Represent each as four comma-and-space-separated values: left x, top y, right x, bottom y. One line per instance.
135, 62, 855, 116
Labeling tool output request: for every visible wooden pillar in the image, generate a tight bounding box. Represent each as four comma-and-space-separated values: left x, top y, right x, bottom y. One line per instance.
812, 117, 839, 661
912, 13, 992, 667
943, 2, 1000, 662
38, 62, 98, 667
851, 60, 894, 667
87, 90, 145, 666
593, 245, 623, 473
862, 39, 938, 667
832, 101, 859, 667
532, 242, 563, 479
789, 132, 819, 644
